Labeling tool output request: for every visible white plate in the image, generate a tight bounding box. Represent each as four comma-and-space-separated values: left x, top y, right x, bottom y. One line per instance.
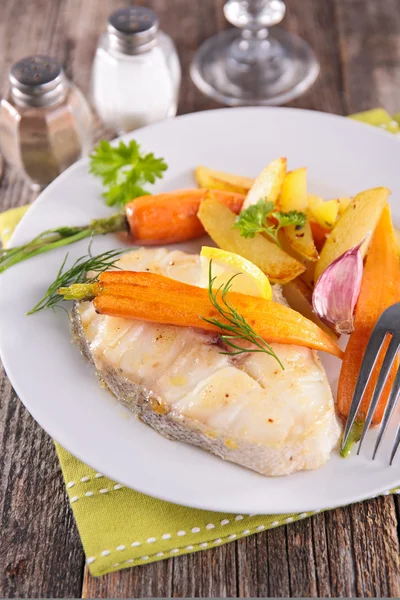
1, 107, 400, 515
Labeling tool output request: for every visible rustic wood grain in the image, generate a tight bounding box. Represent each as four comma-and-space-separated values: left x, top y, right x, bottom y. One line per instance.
1, 0, 400, 597
350, 497, 400, 597
0, 365, 84, 598
285, 0, 347, 115
333, 1, 400, 595
0, 0, 127, 598
335, 0, 400, 114
0, 1, 84, 598
82, 558, 173, 599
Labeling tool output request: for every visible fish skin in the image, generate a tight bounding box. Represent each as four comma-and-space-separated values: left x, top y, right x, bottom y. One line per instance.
70, 248, 341, 477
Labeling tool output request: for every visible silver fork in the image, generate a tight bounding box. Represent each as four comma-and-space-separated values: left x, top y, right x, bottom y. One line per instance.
341, 302, 400, 463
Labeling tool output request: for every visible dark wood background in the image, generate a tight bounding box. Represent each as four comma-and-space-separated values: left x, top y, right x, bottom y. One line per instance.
1, 0, 400, 597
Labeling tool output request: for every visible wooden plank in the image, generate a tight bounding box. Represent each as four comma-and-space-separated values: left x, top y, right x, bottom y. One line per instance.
335, 0, 400, 114
332, 3, 400, 592
0, 0, 125, 597
0, 1, 87, 597
82, 559, 173, 598
0, 365, 84, 598
310, 514, 332, 598
350, 497, 400, 597
324, 506, 357, 596
171, 546, 237, 598
83, 545, 239, 598
285, 0, 347, 114
237, 532, 269, 597
138, 0, 223, 115
286, 518, 318, 597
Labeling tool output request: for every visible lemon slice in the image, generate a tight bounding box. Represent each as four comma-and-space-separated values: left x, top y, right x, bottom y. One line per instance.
200, 246, 272, 299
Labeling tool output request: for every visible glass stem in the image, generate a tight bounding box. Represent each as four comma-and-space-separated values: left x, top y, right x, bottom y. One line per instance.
224, 0, 286, 30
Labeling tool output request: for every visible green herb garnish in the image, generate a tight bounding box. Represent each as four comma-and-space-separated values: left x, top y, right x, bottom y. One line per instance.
28, 247, 126, 314
234, 198, 306, 248
90, 140, 168, 207
201, 261, 284, 369
340, 420, 364, 458
0, 214, 128, 275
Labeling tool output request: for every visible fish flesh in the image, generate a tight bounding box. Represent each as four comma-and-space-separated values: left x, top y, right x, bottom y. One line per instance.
71, 247, 341, 476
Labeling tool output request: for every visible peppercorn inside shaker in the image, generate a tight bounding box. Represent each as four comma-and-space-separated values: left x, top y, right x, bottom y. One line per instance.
92, 6, 181, 134
0, 55, 93, 191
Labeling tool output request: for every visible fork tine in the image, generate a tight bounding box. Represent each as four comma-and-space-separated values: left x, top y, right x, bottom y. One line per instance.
390, 425, 400, 465
357, 335, 400, 455
341, 327, 386, 451
373, 363, 400, 459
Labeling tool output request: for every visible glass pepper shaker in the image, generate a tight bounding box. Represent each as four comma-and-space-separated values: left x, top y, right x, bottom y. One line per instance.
0, 55, 93, 191
91, 6, 181, 134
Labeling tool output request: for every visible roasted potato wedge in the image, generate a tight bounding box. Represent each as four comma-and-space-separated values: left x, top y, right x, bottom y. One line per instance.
307, 194, 324, 211
279, 168, 307, 212
315, 187, 390, 281
198, 196, 305, 285
309, 198, 340, 229
195, 166, 253, 195
242, 157, 287, 210
338, 197, 352, 215
283, 221, 319, 261
299, 259, 317, 290
282, 278, 338, 340
278, 168, 318, 261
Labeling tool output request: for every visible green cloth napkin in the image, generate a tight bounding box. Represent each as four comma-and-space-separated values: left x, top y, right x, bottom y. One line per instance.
1, 108, 399, 577
349, 107, 400, 133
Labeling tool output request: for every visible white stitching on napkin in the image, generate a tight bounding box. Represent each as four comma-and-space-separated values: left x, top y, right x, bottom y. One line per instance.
86, 513, 318, 563
67, 485, 125, 502
88, 511, 328, 566
79, 487, 400, 569
67, 473, 103, 488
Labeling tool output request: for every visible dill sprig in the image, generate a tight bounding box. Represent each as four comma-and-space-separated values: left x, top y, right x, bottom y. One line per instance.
201, 261, 284, 369
27, 247, 127, 314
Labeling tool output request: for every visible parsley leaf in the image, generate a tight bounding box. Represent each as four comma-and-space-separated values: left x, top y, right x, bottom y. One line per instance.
89, 140, 167, 207
234, 198, 307, 248
275, 210, 307, 229
234, 200, 275, 238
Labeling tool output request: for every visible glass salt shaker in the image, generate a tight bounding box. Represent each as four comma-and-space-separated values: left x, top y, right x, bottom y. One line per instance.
92, 6, 181, 134
0, 55, 93, 191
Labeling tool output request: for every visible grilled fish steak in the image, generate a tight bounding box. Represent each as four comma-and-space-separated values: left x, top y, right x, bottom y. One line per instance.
71, 248, 341, 476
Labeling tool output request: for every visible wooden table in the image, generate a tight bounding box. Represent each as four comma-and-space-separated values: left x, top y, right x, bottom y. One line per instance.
1, 0, 400, 597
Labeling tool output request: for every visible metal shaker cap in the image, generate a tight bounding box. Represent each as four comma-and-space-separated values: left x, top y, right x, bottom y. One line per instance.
9, 55, 66, 107
107, 6, 159, 54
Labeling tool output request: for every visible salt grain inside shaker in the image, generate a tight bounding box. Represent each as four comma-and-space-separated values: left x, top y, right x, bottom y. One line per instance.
0, 55, 92, 191
92, 6, 181, 133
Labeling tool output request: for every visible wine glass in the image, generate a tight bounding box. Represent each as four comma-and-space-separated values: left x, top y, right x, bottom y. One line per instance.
190, 0, 319, 106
